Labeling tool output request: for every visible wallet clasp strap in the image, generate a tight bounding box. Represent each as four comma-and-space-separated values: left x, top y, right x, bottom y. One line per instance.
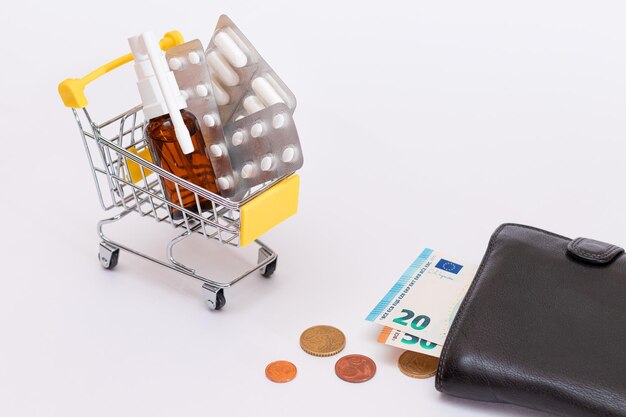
567, 237, 624, 265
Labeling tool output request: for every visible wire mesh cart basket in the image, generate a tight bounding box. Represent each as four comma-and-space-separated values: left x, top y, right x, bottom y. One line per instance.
58, 31, 300, 310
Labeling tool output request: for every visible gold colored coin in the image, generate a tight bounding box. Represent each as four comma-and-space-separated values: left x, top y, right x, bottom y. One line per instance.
299, 325, 346, 357
398, 350, 439, 379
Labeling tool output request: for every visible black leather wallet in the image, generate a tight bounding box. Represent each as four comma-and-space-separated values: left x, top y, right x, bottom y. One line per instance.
436, 223, 626, 417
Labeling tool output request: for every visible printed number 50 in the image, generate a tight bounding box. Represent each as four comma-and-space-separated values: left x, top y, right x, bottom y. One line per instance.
401, 333, 437, 350
392, 309, 431, 331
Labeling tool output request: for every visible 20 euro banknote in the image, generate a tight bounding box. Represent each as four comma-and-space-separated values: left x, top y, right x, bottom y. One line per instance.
377, 326, 442, 358
366, 249, 477, 346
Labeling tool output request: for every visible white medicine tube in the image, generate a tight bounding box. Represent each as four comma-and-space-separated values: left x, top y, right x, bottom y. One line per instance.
140, 32, 194, 154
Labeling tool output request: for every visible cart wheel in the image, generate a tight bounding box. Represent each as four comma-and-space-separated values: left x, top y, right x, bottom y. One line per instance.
202, 284, 226, 311
99, 242, 119, 270
261, 258, 278, 278
214, 289, 226, 310
257, 248, 277, 278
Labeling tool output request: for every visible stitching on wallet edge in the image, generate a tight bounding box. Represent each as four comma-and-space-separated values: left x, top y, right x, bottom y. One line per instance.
570, 238, 620, 259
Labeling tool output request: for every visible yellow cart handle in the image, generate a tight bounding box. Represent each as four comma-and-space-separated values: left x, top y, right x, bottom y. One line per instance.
58, 30, 184, 108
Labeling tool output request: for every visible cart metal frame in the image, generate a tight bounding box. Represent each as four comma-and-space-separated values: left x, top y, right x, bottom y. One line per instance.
72, 104, 282, 310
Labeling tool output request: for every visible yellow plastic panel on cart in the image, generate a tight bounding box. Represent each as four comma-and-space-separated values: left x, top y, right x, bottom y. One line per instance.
239, 175, 300, 247
126, 146, 154, 182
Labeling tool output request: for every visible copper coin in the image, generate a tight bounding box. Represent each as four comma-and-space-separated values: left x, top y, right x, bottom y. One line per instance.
299, 325, 346, 357
265, 360, 297, 383
334, 354, 377, 383
397, 350, 439, 379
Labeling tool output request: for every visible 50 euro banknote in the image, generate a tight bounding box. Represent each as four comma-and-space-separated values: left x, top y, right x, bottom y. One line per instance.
377, 326, 442, 357
366, 248, 477, 346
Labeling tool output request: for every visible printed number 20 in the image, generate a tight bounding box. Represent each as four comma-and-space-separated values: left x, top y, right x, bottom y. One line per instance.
392, 309, 431, 331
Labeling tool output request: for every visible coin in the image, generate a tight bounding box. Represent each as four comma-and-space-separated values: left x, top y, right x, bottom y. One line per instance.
334, 354, 377, 383
299, 325, 346, 357
397, 350, 439, 379
265, 360, 297, 383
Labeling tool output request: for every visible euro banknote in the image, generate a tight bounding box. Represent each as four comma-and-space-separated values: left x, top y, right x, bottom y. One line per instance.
366, 248, 477, 346
377, 326, 442, 357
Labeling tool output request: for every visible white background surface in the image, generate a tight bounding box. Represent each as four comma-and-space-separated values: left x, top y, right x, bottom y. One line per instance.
1, 1, 625, 416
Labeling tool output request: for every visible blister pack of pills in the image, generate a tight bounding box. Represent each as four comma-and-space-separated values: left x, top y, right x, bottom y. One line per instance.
159, 16, 304, 201
224, 102, 303, 191
204, 15, 304, 198
166, 39, 237, 197
205, 15, 297, 124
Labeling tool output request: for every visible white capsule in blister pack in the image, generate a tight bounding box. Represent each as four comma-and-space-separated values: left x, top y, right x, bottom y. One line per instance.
166, 39, 238, 198
224, 103, 303, 191
205, 15, 297, 124
163, 18, 303, 201
205, 15, 304, 198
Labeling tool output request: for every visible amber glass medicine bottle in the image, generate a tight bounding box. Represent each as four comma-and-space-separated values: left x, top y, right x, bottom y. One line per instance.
145, 110, 218, 219
129, 32, 218, 220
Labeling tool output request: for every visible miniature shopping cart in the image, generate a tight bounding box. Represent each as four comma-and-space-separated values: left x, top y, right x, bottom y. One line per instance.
58, 31, 300, 310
